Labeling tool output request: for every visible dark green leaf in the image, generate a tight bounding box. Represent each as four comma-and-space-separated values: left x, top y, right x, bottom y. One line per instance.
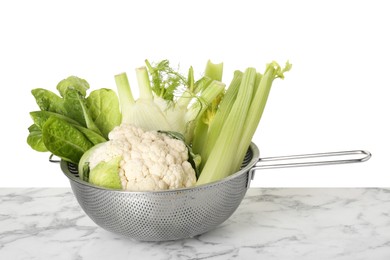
42, 117, 94, 164
74, 125, 107, 145
30, 111, 80, 129
63, 89, 102, 135
30, 111, 106, 146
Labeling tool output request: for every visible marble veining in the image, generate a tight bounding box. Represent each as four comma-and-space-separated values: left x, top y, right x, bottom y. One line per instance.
1, 188, 389, 259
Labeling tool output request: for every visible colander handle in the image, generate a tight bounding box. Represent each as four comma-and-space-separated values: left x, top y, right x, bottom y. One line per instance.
247, 150, 371, 187
49, 154, 61, 163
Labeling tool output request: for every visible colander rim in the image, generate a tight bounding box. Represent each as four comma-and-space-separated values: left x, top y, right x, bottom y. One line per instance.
61, 142, 260, 194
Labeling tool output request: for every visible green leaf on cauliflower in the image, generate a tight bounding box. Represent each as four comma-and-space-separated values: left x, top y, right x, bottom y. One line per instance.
78, 142, 108, 181
89, 156, 122, 190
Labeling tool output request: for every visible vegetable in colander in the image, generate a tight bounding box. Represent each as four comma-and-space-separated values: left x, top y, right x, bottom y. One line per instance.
196, 61, 292, 185
27, 59, 291, 187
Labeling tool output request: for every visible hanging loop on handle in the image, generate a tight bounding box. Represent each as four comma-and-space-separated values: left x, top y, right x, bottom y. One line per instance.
247, 150, 371, 187
49, 154, 61, 163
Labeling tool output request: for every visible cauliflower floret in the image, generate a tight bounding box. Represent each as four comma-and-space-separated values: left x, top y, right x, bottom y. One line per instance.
86, 140, 127, 169
84, 124, 197, 191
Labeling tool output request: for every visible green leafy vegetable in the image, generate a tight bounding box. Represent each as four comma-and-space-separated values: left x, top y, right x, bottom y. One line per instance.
42, 117, 94, 163
31, 89, 65, 114
28, 59, 291, 189
73, 125, 107, 145
86, 89, 122, 138
63, 89, 102, 135
30, 111, 81, 129
28, 76, 121, 163
27, 124, 47, 152
29, 110, 105, 146
56, 76, 90, 97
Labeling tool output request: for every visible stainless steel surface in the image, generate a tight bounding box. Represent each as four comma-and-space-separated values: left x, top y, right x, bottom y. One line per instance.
60, 143, 259, 241
254, 150, 371, 169
247, 150, 372, 186
59, 144, 371, 241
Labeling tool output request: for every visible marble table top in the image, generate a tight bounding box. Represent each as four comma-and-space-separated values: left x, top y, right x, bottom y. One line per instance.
1, 188, 389, 260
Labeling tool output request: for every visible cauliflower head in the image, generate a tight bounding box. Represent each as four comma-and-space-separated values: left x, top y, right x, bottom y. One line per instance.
78, 124, 197, 191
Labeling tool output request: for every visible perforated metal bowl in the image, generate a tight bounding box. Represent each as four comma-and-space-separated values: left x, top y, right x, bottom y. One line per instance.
60, 143, 370, 241
61, 143, 258, 241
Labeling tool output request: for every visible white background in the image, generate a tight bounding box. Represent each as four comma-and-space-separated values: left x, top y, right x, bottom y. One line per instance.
0, 0, 388, 187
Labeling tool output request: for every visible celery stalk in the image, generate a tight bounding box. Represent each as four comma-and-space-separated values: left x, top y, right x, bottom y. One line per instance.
198, 70, 243, 167
253, 72, 262, 102
191, 118, 208, 168
204, 60, 224, 81
197, 68, 256, 185
185, 81, 225, 123
232, 61, 292, 171
184, 81, 225, 142
191, 60, 225, 155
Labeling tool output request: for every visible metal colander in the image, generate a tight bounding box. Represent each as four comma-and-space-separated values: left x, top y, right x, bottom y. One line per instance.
59, 143, 371, 241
